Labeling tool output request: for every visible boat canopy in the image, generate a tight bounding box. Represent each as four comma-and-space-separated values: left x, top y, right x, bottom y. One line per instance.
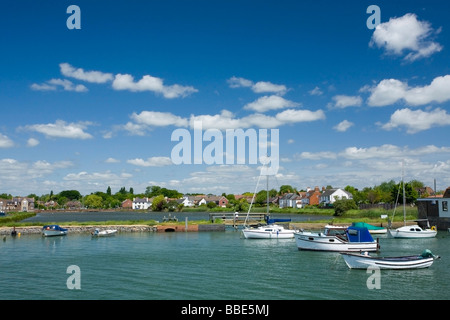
266, 217, 291, 224
42, 225, 67, 231
351, 222, 385, 230
346, 226, 374, 243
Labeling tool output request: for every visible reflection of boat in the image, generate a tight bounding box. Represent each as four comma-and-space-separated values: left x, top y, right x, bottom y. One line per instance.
341, 249, 440, 269
352, 222, 387, 234
91, 228, 117, 237
42, 225, 68, 237
294, 225, 379, 252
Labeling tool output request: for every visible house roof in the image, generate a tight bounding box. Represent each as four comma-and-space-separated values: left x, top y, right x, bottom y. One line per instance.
320, 188, 352, 198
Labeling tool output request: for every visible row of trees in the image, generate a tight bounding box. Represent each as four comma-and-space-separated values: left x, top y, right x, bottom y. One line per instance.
1, 179, 437, 210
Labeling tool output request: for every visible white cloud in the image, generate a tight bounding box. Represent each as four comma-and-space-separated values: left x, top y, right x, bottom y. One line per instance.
127, 157, 173, 167
59, 63, 114, 83
112, 73, 198, 98
131, 111, 188, 127
24, 120, 94, 139
252, 81, 287, 95
331, 95, 362, 109
367, 75, 450, 107
227, 76, 287, 95
227, 76, 253, 88
243, 95, 299, 112
31, 79, 88, 92
27, 138, 39, 147
333, 120, 354, 132
370, 13, 442, 61
0, 134, 14, 148
380, 108, 450, 134
275, 109, 325, 123
105, 157, 120, 163
309, 86, 323, 96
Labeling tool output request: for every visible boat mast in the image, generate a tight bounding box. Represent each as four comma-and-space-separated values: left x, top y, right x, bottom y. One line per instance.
266, 174, 269, 216
402, 161, 406, 226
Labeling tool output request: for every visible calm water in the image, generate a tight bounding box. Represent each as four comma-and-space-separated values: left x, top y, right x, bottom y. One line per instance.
1, 229, 449, 301
22, 211, 328, 223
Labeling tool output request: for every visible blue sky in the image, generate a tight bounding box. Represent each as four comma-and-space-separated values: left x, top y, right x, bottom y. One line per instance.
1, 0, 450, 196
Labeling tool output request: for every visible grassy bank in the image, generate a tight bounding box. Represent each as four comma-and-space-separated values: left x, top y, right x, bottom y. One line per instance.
0, 206, 418, 227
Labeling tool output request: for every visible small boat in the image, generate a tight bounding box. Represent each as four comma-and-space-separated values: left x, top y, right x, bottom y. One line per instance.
242, 219, 296, 239
91, 228, 117, 237
241, 167, 296, 239
388, 225, 437, 238
341, 249, 440, 269
352, 222, 387, 234
388, 163, 437, 239
42, 225, 68, 237
294, 225, 379, 252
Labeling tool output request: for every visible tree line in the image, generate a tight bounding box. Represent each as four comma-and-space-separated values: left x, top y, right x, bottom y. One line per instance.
0, 178, 438, 210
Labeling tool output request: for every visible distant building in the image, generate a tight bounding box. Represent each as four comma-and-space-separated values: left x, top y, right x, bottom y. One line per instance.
4, 197, 35, 212
132, 197, 152, 210
320, 188, 353, 205
121, 199, 133, 209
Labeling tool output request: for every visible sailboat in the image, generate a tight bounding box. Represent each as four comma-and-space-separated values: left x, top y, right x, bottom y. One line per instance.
241, 166, 295, 239
388, 163, 437, 239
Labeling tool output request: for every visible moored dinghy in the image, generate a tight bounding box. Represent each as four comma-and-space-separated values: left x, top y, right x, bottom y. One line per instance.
91, 228, 117, 237
42, 225, 68, 237
341, 249, 440, 269
294, 225, 379, 252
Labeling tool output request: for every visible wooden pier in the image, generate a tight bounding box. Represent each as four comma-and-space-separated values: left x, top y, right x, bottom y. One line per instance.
209, 212, 267, 227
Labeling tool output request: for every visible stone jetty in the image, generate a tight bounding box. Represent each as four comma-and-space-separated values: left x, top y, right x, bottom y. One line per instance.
0, 225, 157, 236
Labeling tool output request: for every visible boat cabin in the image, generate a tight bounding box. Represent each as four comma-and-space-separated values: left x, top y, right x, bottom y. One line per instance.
417, 187, 450, 231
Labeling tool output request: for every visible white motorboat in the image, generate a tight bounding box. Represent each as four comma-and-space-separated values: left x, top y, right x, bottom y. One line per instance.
91, 228, 117, 237
294, 225, 379, 252
341, 249, 440, 269
388, 225, 437, 238
42, 225, 68, 237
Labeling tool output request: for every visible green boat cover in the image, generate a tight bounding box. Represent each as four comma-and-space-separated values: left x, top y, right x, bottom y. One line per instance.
352, 222, 385, 230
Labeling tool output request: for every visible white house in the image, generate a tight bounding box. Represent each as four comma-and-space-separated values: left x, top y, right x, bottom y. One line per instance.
279, 193, 302, 208
132, 197, 152, 210
319, 188, 353, 205
178, 196, 195, 207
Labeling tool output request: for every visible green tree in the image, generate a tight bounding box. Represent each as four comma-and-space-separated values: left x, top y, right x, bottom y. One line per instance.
106, 186, 111, 196
151, 195, 167, 211
58, 190, 82, 200
84, 194, 103, 208
279, 185, 296, 195
207, 201, 217, 209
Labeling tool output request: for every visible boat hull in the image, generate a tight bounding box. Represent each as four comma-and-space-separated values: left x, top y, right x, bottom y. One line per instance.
294, 232, 379, 252
43, 230, 68, 237
242, 225, 295, 239
341, 252, 436, 269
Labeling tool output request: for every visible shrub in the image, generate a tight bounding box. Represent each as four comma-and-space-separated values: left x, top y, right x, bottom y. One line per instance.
333, 199, 358, 216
